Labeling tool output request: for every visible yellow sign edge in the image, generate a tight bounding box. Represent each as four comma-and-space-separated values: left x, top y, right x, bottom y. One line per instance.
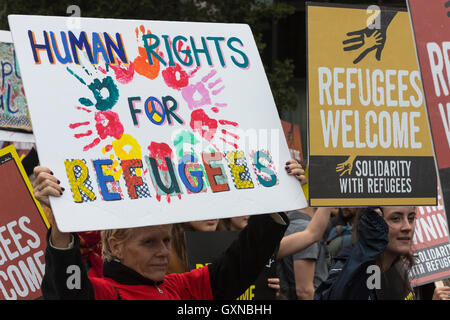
0, 145, 50, 229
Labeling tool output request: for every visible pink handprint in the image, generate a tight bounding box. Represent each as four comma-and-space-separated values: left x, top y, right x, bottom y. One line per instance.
108, 60, 135, 85
181, 69, 227, 112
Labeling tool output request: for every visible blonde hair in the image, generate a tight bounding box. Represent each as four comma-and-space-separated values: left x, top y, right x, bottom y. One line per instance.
101, 228, 135, 262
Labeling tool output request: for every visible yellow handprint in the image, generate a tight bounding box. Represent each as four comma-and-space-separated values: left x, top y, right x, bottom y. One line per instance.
336, 155, 357, 176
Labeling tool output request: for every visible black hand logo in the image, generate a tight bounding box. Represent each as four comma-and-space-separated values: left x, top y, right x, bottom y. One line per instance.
343, 29, 384, 64
343, 10, 397, 64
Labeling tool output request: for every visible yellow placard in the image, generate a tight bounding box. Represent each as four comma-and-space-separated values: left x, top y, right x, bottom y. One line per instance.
308, 5, 433, 157
307, 4, 436, 206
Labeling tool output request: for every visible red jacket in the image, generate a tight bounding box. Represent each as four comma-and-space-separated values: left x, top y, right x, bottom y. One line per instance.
90, 261, 213, 300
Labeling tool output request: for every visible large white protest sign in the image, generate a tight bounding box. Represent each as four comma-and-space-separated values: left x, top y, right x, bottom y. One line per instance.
8, 15, 306, 232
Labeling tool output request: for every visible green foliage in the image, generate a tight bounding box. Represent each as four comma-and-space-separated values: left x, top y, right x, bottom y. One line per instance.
267, 59, 298, 111
0, 0, 298, 112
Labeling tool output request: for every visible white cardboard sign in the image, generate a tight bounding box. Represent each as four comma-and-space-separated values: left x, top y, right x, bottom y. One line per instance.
9, 15, 306, 232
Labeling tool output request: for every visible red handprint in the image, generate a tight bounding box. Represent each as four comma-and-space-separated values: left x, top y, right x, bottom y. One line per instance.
190, 109, 239, 151
161, 39, 199, 90
69, 108, 124, 152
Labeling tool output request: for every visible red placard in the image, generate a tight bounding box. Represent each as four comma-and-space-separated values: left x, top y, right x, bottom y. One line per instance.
281, 120, 303, 163
0, 145, 49, 300
408, 0, 450, 168
410, 184, 450, 287
408, 0, 450, 224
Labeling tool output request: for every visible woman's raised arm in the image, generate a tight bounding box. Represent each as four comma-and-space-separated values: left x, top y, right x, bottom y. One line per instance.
277, 207, 332, 259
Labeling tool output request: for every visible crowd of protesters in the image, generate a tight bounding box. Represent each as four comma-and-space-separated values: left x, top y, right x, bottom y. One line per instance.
11, 145, 449, 300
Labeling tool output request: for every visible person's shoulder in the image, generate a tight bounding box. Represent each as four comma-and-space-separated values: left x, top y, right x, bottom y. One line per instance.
164, 266, 213, 299
89, 276, 120, 299
287, 211, 310, 226
286, 219, 308, 235
165, 265, 210, 283
90, 275, 118, 287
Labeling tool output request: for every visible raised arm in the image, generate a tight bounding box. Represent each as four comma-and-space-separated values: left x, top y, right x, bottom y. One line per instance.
33, 166, 71, 247
33, 166, 97, 300
315, 207, 389, 300
205, 159, 305, 299
276, 207, 332, 259
207, 213, 289, 300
